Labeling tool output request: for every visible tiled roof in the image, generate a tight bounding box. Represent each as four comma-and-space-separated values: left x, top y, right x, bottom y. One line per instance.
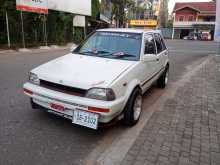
173, 2, 216, 13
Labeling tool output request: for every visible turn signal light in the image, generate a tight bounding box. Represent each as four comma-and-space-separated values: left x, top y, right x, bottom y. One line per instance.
88, 107, 110, 113
23, 88, 33, 95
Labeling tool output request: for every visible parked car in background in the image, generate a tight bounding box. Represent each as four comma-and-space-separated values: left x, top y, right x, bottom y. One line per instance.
23, 28, 169, 130
183, 32, 202, 40
201, 32, 211, 41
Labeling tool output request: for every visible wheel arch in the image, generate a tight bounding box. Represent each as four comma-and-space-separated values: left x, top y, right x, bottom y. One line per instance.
122, 79, 142, 110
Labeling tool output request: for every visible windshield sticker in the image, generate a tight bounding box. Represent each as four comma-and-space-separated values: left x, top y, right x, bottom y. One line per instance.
98, 32, 141, 40
92, 48, 98, 54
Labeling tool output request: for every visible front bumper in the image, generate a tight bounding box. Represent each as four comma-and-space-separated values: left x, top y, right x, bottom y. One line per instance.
23, 82, 125, 123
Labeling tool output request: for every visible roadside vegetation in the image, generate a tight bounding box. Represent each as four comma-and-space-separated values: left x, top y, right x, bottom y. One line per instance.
0, 0, 101, 49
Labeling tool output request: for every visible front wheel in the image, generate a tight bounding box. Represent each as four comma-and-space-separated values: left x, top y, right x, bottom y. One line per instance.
122, 88, 143, 126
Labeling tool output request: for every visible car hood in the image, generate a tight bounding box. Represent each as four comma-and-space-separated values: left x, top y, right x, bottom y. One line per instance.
32, 53, 136, 89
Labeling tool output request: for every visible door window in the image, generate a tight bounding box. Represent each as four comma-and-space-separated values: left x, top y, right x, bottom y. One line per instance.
154, 33, 166, 54
144, 34, 156, 54
160, 36, 167, 50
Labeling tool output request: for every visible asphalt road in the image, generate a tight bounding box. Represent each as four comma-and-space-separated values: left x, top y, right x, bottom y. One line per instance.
0, 40, 218, 165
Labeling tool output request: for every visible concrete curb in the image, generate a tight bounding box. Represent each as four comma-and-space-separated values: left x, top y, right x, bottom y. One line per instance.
0, 45, 73, 55
0, 49, 15, 54
0, 42, 75, 54
18, 48, 31, 52
39, 46, 51, 50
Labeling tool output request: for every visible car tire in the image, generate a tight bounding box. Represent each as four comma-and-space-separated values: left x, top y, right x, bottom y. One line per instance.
30, 98, 38, 109
157, 66, 169, 88
122, 88, 143, 126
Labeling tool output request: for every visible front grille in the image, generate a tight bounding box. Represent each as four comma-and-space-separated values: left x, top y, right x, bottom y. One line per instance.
40, 80, 87, 97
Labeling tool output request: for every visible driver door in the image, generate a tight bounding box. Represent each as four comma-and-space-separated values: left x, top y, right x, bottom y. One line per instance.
141, 33, 159, 90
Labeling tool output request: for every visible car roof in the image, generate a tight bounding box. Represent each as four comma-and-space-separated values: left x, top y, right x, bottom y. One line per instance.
97, 28, 161, 34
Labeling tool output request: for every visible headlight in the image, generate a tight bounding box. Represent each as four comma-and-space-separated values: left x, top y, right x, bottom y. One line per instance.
85, 88, 116, 101
29, 72, 40, 85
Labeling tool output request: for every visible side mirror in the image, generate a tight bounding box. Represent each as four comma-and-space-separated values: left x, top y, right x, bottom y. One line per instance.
143, 54, 159, 62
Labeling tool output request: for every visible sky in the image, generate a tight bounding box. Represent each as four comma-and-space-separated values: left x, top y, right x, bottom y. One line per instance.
168, 0, 212, 14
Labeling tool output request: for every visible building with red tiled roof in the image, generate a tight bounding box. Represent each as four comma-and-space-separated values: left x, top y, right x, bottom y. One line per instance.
172, 1, 216, 40
173, 2, 216, 14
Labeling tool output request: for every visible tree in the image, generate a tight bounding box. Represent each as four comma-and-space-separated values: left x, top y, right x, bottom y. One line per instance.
91, 0, 100, 20
0, 0, 75, 47
111, 0, 137, 27
0, 0, 22, 47
0, 0, 15, 16
159, 0, 169, 28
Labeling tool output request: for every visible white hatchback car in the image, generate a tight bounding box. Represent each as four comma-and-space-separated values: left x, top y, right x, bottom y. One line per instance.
23, 28, 169, 129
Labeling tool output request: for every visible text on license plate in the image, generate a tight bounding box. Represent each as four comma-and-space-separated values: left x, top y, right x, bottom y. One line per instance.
73, 110, 98, 129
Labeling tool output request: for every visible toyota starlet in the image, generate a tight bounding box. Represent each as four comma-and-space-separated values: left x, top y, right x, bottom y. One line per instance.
23, 28, 169, 129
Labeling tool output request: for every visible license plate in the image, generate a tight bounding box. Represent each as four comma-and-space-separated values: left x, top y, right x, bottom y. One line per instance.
73, 110, 98, 129
49, 103, 64, 112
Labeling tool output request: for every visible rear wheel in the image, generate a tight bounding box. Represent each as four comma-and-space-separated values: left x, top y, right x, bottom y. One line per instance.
157, 66, 169, 88
122, 88, 143, 126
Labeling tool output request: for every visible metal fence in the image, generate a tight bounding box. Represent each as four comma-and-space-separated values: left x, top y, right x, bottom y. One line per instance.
158, 28, 173, 39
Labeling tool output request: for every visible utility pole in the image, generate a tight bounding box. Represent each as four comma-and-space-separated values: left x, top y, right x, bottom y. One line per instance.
20, 11, 25, 48
5, 11, 11, 48
43, 14, 48, 46
172, 26, 175, 40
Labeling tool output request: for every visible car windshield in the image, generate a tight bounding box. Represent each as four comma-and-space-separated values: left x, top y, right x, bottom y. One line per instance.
74, 31, 142, 61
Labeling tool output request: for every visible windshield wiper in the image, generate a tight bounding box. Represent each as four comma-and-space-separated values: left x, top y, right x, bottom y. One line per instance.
113, 53, 136, 58
79, 50, 110, 55
78, 50, 136, 59
98, 52, 136, 58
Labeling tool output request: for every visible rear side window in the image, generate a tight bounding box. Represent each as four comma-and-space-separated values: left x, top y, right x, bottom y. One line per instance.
154, 33, 166, 54
144, 34, 156, 54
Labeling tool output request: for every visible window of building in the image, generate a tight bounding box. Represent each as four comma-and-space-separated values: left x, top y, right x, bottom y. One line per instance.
188, 15, 194, 21
179, 16, 184, 22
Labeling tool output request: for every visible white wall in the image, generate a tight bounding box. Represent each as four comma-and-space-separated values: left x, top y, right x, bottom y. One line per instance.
215, 0, 220, 42
48, 0, 91, 16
